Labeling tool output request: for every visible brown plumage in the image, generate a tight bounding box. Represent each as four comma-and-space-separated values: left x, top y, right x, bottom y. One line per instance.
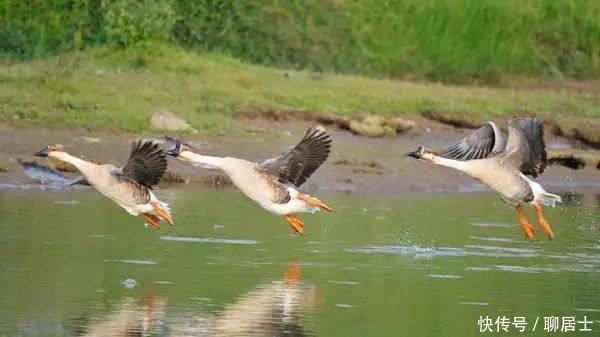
119, 141, 168, 188
504, 118, 547, 178
436, 118, 547, 178
438, 121, 505, 161
258, 128, 332, 187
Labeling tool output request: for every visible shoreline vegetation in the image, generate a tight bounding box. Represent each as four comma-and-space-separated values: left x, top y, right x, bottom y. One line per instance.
2, 1, 598, 83
0, 45, 598, 136
0, 1, 598, 145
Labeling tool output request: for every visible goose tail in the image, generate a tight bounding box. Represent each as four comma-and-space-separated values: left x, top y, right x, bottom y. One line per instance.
530, 181, 561, 207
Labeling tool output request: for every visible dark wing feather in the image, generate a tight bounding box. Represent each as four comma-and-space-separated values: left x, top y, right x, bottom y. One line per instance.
438, 121, 505, 161
258, 128, 332, 187
118, 140, 168, 188
504, 118, 547, 178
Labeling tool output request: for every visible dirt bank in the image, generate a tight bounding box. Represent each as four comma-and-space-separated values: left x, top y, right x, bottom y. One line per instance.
0, 119, 598, 196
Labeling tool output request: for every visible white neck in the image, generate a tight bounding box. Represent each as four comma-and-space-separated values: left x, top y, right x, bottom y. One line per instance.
179, 151, 224, 169
429, 155, 470, 172
49, 152, 96, 175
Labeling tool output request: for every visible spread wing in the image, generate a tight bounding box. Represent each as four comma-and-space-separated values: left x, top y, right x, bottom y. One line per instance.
258, 128, 331, 187
503, 118, 547, 178
438, 121, 506, 160
113, 140, 168, 188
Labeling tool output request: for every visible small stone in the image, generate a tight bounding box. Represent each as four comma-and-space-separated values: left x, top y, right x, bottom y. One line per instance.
349, 119, 385, 137
382, 125, 397, 137
79, 136, 101, 143
315, 113, 350, 129
150, 110, 196, 132
314, 124, 327, 132
362, 115, 385, 126
385, 117, 415, 132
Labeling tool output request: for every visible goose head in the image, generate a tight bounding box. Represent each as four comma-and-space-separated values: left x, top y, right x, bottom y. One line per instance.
34, 145, 65, 157
164, 136, 191, 158
406, 146, 436, 161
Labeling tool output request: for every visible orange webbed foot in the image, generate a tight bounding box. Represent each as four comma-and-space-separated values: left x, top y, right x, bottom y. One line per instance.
143, 214, 161, 228
150, 201, 173, 226
285, 214, 305, 235
297, 194, 332, 212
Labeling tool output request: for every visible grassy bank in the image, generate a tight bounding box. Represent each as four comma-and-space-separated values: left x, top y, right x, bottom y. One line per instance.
2, 0, 598, 83
0, 45, 597, 133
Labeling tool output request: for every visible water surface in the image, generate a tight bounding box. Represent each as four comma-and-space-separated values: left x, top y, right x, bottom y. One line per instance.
1, 188, 599, 336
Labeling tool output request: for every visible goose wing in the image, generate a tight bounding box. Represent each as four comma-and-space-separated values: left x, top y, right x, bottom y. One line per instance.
258, 128, 331, 187
113, 140, 168, 189
438, 121, 506, 160
503, 118, 547, 178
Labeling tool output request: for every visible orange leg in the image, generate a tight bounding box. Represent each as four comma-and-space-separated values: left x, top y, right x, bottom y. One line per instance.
515, 204, 535, 241
297, 194, 333, 212
535, 203, 555, 240
143, 214, 161, 228
285, 214, 305, 235
150, 201, 173, 225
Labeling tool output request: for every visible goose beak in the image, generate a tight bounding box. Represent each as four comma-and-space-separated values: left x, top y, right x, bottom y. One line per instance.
405, 150, 420, 159
34, 147, 49, 157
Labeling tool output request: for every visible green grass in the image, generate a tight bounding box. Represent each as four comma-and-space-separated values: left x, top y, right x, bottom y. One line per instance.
2, 0, 598, 83
0, 45, 598, 133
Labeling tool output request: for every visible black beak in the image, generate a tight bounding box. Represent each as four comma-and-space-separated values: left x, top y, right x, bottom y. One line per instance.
34, 147, 49, 157
405, 146, 424, 159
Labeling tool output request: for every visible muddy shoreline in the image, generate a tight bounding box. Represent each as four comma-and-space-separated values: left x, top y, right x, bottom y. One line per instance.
0, 118, 598, 196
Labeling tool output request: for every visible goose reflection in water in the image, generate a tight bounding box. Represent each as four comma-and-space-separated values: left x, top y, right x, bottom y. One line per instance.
71, 264, 316, 336
171, 263, 318, 337
76, 292, 166, 337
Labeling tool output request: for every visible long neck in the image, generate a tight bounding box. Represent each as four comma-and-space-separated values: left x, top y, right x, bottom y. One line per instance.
180, 151, 224, 169
49, 152, 96, 175
430, 155, 470, 173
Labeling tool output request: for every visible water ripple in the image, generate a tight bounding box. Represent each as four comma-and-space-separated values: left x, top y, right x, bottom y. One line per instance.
161, 236, 259, 245
429, 274, 462, 279
105, 259, 157, 265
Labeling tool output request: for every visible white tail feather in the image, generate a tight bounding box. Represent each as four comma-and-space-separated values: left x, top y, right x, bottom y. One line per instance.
536, 191, 562, 207
529, 180, 561, 207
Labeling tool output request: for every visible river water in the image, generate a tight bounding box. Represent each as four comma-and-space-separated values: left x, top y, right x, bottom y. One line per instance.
1, 187, 599, 336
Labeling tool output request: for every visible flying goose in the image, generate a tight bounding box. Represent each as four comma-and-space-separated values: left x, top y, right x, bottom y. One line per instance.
34, 141, 172, 228
166, 128, 332, 234
406, 118, 561, 241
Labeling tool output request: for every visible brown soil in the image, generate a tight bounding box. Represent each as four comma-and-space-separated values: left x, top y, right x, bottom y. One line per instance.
1, 117, 598, 196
